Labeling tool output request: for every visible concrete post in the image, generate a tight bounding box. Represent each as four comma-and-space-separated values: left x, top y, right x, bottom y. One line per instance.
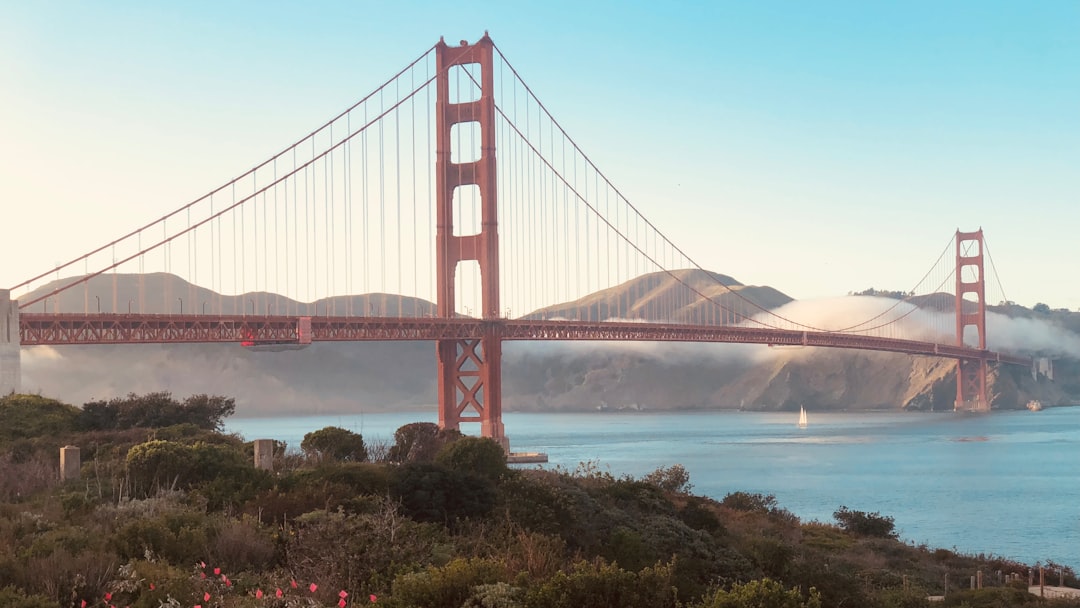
976, 570, 982, 589
60, 446, 80, 481
0, 289, 19, 395
970, 576, 975, 589
253, 439, 274, 471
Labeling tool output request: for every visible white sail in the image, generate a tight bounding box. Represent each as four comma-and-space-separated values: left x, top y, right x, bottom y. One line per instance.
798, 406, 808, 428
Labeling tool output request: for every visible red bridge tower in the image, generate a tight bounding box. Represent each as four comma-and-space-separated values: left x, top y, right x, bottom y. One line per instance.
434, 35, 507, 448
955, 229, 989, 411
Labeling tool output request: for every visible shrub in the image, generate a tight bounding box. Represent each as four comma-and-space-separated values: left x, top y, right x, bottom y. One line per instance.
0, 585, 60, 608
640, 464, 693, 493
80, 392, 234, 431
434, 437, 506, 481
301, 426, 368, 462
125, 440, 196, 494
833, 506, 898, 539
0, 394, 80, 443
392, 463, 496, 524
692, 578, 821, 608
391, 557, 507, 608
388, 422, 461, 463
721, 491, 778, 513
522, 559, 679, 608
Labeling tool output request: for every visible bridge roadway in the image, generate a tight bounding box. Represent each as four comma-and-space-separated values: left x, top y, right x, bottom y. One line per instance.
19, 313, 1031, 366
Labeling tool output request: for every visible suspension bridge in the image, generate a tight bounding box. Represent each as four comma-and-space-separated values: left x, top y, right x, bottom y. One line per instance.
0, 35, 1031, 449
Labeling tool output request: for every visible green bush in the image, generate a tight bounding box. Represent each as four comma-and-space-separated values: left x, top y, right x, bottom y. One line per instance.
390, 557, 507, 608
301, 426, 368, 462
392, 463, 496, 524
833, 506, 898, 539
434, 436, 507, 481
0, 394, 80, 444
125, 440, 197, 493
640, 464, 693, 493
388, 422, 461, 463
692, 578, 821, 608
0, 585, 59, 608
80, 392, 235, 431
522, 559, 679, 608
721, 491, 778, 513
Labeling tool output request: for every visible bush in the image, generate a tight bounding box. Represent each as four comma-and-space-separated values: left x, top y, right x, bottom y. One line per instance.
125, 440, 197, 494
388, 422, 461, 463
522, 559, 679, 608
833, 506, 898, 539
392, 463, 496, 524
640, 464, 693, 493
0, 585, 59, 608
80, 392, 235, 431
390, 557, 507, 608
721, 491, 778, 513
301, 426, 368, 462
0, 394, 80, 443
692, 578, 821, 608
434, 437, 506, 481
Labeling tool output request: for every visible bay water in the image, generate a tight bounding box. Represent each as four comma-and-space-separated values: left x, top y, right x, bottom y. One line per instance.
225, 407, 1080, 569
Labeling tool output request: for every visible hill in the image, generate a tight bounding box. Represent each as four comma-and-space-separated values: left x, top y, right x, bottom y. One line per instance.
14, 272, 1080, 414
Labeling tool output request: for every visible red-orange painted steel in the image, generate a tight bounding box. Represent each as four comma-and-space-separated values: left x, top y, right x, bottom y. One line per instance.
434, 34, 506, 446
19, 314, 1029, 368
954, 230, 989, 411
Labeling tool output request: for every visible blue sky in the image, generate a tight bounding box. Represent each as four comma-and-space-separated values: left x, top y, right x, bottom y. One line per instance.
1, 1, 1077, 309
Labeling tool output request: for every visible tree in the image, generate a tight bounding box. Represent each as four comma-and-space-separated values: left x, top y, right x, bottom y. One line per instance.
435, 436, 507, 481
301, 426, 368, 462
1033, 302, 1051, 313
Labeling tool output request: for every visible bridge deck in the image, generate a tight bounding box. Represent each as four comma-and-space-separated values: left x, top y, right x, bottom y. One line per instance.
18, 313, 1030, 366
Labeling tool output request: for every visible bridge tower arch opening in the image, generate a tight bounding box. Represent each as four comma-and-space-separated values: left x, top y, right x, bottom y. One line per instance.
434, 34, 507, 449
0, 289, 20, 395
955, 229, 988, 411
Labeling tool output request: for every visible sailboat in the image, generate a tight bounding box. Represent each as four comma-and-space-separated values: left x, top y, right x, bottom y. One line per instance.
797, 406, 808, 429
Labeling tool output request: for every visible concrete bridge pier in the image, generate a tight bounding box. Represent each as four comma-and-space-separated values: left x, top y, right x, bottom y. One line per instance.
0, 289, 19, 395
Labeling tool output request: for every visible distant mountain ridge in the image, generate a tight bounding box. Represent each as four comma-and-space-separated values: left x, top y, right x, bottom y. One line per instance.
14, 271, 1077, 415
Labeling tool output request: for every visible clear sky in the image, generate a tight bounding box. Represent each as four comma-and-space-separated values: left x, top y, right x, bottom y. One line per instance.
1, 1, 1077, 310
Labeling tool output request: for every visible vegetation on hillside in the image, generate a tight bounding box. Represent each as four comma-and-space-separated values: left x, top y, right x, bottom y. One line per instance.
0, 392, 1077, 608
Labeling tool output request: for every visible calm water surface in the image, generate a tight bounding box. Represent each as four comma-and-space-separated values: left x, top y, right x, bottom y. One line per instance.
226, 407, 1080, 568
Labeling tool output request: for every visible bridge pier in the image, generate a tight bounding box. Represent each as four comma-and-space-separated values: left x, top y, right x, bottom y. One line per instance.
0, 289, 20, 395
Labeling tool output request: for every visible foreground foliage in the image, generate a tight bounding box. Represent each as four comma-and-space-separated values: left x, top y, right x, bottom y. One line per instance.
0, 392, 1077, 608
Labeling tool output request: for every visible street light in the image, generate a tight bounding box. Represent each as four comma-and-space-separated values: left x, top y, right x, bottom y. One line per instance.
177, 298, 184, 314
95, 295, 100, 313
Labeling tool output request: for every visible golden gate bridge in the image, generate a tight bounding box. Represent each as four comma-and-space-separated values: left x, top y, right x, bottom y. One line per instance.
0, 35, 1031, 450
